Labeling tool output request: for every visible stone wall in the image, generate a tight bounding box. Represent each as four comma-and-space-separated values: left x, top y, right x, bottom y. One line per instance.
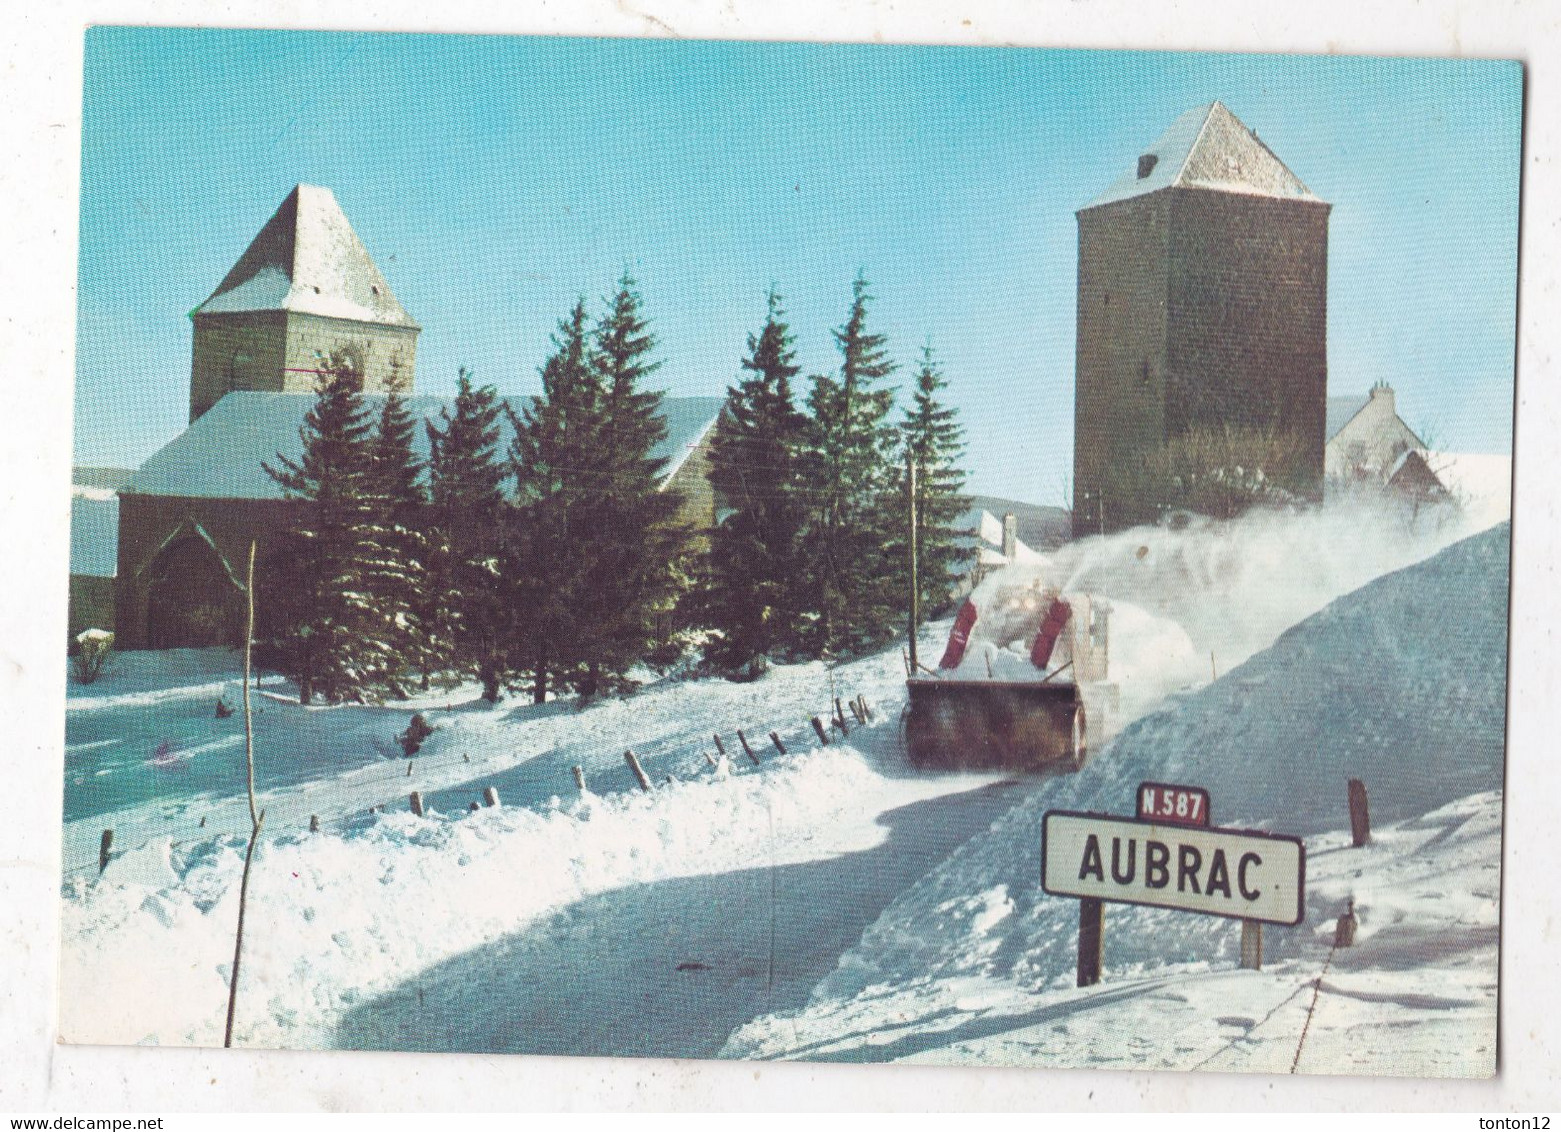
1074, 193, 1171, 535
1073, 187, 1329, 534
190, 310, 419, 421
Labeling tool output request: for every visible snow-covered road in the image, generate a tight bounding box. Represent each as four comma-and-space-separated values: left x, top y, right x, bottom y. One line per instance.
334, 780, 1033, 1058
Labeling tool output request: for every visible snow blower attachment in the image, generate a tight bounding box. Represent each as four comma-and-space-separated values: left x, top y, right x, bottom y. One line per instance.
906, 583, 1107, 773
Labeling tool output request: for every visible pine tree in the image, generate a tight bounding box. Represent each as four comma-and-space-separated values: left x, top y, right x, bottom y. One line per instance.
704, 289, 809, 673
358, 391, 433, 693
576, 275, 689, 695
797, 274, 901, 658
896, 344, 969, 618
425, 370, 510, 700
260, 356, 378, 705
507, 300, 600, 703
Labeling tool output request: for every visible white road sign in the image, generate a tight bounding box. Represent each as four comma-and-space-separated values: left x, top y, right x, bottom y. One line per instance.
1042, 810, 1305, 926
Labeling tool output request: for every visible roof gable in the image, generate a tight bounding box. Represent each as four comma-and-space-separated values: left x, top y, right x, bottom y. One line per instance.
195, 185, 418, 329
1326, 394, 1372, 441
1082, 101, 1323, 211
125, 391, 726, 501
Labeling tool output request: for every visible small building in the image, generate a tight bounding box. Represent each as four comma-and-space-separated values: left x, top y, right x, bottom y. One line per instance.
1073, 101, 1330, 534
68, 482, 122, 640
1325, 382, 1426, 479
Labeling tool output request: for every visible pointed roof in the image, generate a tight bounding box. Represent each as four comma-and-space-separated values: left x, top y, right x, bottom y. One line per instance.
1082, 101, 1324, 212
194, 185, 419, 329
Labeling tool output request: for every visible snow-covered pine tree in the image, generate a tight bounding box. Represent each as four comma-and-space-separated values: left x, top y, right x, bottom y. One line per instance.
797, 274, 901, 658
704, 290, 810, 674
896, 344, 969, 619
358, 390, 433, 694
577, 275, 688, 696
260, 356, 379, 705
425, 370, 510, 701
507, 300, 601, 703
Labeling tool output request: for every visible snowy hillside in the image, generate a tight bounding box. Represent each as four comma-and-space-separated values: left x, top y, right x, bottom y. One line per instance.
723, 522, 1509, 1074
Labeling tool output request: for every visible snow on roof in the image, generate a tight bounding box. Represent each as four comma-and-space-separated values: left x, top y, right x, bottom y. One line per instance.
70, 495, 118, 577
1082, 101, 1323, 212
195, 185, 419, 329
124, 391, 727, 501
1325, 394, 1372, 440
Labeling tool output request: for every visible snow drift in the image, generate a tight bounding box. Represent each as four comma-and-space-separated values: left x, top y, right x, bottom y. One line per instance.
723, 522, 1510, 1071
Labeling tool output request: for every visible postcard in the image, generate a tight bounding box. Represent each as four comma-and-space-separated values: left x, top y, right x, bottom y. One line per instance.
62, 27, 1519, 1077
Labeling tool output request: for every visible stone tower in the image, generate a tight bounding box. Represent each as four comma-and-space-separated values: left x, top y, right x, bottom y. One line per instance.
188, 184, 420, 421
1072, 102, 1330, 535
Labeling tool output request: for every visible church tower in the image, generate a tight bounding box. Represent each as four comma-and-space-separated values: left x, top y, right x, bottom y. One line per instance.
188, 184, 420, 421
1073, 102, 1329, 534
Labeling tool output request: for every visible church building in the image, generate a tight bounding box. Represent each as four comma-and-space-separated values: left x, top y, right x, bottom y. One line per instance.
1072, 102, 1331, 534
106, 185, 722, 650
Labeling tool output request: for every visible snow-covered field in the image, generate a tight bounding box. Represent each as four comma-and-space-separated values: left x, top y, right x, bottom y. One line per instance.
59, 492, 1509, 1071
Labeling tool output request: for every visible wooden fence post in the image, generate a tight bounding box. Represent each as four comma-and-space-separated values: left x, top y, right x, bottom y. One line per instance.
737, 729, 760, 765
406, 760, 414, 778
1077, 898, 1104, 987
848, 699, 865, 725
770, 731, 787, 756
98, 829, 113, 873
1240, 920, 1263, 970
409, 791, 424, 817
833, 698, 849, 734
703, 749, 717, 768
572, 765, 587, 795
712, 733, 727, 760
625, 750, 652, 792
309, 815, 320, 834
1348, 779, 1371, 846
810, 717, 830, 746
1334, 899, 1358, 948
483, 786, 500, 808
858, 694, 872, 721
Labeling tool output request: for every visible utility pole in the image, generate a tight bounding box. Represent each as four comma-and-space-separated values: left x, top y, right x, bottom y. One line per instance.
907, 453, 920, 673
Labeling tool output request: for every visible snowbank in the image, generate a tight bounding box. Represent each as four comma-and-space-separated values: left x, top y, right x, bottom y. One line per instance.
723, 523, 1509, 1071
60, 742, 995, 1049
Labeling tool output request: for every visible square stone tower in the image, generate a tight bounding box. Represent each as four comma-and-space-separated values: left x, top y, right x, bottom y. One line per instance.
188, 184, 420, 421
1072, 102, 1329, 534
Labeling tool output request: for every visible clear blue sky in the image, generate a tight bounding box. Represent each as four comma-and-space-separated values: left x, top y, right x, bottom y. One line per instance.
75, 28, 1522, 504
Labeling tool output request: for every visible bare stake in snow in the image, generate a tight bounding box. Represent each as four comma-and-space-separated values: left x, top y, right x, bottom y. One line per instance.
409, 791, 424, 817
1348, 778, 1371, 846
222, 808, 265, 1048
572, 765, 587, 795
483, 786, 500, 808
98, 829, 113, 873
712, 733, 727, 760
224, 542, 264, 1049
737, 729, 759, 765
625, 750, 652, 792
770, 731, 787, 756
309, 814, 320, 834
810, 717, 829, 747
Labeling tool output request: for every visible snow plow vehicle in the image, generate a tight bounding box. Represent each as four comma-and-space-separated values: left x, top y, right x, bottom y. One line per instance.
904, 578, 1109, 773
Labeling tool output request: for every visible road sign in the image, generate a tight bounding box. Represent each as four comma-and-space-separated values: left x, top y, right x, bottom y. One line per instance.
1136, 781, 1211, 827
1042, 810, 1305, 926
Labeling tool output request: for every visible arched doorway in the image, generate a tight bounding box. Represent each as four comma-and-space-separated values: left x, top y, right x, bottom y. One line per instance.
145, 531, 243, 649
